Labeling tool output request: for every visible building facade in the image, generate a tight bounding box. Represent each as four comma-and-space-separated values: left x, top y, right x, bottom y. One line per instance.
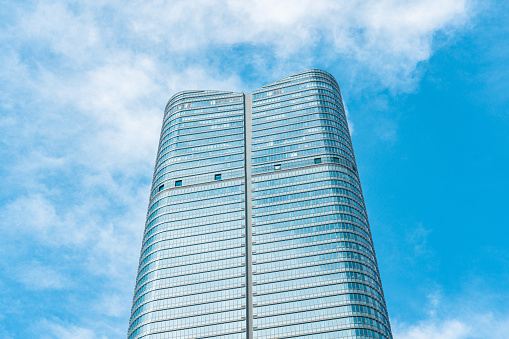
128, 70, 392, 339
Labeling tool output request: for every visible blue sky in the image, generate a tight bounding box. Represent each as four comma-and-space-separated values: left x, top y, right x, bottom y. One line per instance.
1, 0, 508, 338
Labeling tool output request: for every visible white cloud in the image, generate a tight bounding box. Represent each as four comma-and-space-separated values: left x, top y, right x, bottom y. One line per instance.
9, 0, 471, 91
3, 194, 89, 247
0, 0, 475, 337
407, 223, 433, 258
95, 294, 127, 318
119, 0, 470, 88
38, 320, 96, 339
395, 319, 470, 339
394, 289, 509, 339
16, 261, 70, 290
17, 1, 101, 63
394, 313, 509, 339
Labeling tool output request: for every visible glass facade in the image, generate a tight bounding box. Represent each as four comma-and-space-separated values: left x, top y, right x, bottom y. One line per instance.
129, 70, 392, 339
128, 90, 247, 339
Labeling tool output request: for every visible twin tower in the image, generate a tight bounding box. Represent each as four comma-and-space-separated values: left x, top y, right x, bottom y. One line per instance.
128, 70, 393, 339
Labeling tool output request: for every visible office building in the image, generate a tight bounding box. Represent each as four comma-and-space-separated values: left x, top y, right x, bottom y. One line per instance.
128, 70, 392, 339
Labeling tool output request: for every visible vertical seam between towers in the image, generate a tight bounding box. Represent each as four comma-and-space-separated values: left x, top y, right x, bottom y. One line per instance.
243, 93, 253, 339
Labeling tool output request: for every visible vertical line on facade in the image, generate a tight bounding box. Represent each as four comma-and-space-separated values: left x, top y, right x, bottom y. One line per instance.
243, 93, 253, 339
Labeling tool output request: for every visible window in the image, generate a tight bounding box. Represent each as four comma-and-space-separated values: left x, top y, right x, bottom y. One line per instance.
274, 164, 281, 170
215, 174, 222, 181
158, 184, 164, 192
314, 158, 322, 164
333, 157, 339, 164
175, 180, 182, 187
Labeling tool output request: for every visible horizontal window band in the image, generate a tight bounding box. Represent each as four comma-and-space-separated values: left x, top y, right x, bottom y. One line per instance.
132, 277, 245, 310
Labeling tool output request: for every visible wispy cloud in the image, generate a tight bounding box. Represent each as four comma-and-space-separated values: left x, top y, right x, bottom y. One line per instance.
395, 319, 470, 339
394, 312, 509, 339
393, 287, 509, 339
37, 319, 97, 339
16, 261, 71, 291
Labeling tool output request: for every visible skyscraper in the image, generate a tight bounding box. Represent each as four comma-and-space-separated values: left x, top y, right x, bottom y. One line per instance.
128, 70, 392, 339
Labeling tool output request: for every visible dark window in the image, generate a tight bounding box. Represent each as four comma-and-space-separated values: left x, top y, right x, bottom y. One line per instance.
274, 164, 281, 170
333, 157, 340, 163
158, 184, 164, 192
215, 174, 222, 180
314, 158, 322, 164
175, 180, 182, 187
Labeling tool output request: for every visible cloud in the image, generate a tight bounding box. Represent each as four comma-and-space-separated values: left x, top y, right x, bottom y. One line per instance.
95, 293, 127, 318
394, 312, 509, 339
3, 194, 89, 247
120, 0, 470, 89
393, 288, 509, 339
395, 319, 470, 339
407, 223, 433, 258
16, 1, 101, 63
0, 0, 475, 337
6, 0, 472, 92
16, 261, 71, 291
37, 320, 96, 339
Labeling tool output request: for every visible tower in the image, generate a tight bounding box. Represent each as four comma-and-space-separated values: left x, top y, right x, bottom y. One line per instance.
128, 70, 392, 339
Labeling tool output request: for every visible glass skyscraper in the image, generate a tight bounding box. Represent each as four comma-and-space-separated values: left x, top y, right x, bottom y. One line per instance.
128, 70, 392, 339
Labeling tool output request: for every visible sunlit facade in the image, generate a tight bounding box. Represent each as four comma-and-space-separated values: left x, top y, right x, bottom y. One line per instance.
128, 70, 392, 339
